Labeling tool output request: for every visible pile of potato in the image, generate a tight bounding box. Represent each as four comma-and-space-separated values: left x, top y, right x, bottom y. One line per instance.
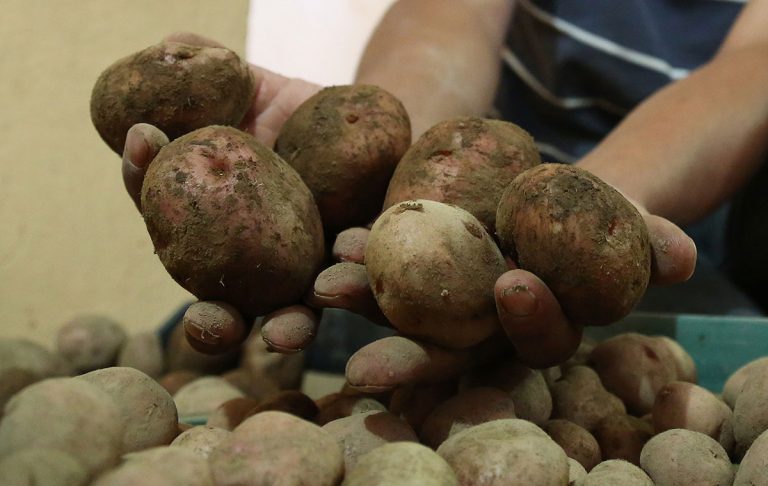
2, 315, 768, 485
4, 38, 767, 484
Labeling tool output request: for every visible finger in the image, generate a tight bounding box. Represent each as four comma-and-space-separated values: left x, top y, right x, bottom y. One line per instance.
495, 270, 582, 368
331, 227, 370, 263
643, 214, 697, 285
345, 335, 508, 392
305, 262, 390, 326
183, 301, 250, 355
260, 305, 320, 353
163, 32, 225, 48
122, 123, 169, 211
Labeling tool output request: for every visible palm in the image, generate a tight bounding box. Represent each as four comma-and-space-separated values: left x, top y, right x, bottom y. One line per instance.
239, 66, 321, 148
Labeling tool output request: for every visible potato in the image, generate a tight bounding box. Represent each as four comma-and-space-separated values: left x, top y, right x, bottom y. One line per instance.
592, 414, 653, 466
733, 369, 768, 457
0, 448, 89, 486
639, 429, 733, 486
170, 426, 231, 459
657, 336, 698, 383
315, 392, 387, 426
388, 381, 458, 430
0, 378, 123, 473
343, 442, 459, 486
173, 376, 245, 419
221, 367, 275, 397
562, 336, 598, 370
652, 381, 734, 453
734, 428, 768, 486
322, 410, 418, 471
588, 333, 681, 415
55, 315, 126, 373
0, 339, 71, 412
550, 366, 626, 432
275, 84, 411, 232
577, 459, 653, 486
366, 199, 507, 348
461, 359, 552, 425
723, 356, 768, 408
437, 419, 570, 485
116, 332, 165, 378
568, 458, 588, 485
246, 390, 319, 421
90, 40, 254, 154
419, 387, 517, 448
205, 397, 261, 430
383, 117, 540, 232
543, 419, 601, 471
158, 370, 202, 395
92, 446, 214, 486
209, 411, 343, 485
141, 125, 325, 317
496, 164, 651, 326
77, 367, 179, 453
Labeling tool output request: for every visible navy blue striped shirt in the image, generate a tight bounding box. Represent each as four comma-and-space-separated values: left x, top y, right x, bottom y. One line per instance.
495, 0, 746, 163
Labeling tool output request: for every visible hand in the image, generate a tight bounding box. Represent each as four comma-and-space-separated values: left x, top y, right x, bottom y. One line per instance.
301, 207, 696, 392
121, 33, 323, 354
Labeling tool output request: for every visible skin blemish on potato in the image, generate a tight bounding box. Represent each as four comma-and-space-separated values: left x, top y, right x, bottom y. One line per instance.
607, 218, 619, 236
430, 149, 454, 158
345, 113, 359, 124
207, 158, 231, 175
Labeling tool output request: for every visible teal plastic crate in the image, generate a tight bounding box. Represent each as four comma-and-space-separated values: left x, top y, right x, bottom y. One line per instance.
586, 312, 768, 393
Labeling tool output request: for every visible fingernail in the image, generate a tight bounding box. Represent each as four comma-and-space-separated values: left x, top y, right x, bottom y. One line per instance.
500, 285, 538, 317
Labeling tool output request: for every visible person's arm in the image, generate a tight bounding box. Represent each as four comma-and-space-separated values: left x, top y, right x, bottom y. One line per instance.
355, 0, 514, 137
578, 0, 768, 226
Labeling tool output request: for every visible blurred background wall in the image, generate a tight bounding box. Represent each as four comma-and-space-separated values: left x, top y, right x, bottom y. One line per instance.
0, 0, 251, 345
0, 0, 393, 346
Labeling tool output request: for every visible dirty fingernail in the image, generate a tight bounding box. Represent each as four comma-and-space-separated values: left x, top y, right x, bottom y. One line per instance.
500, 285, 539, 317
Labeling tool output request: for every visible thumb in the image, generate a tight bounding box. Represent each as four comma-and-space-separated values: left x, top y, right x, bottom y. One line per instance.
122, 123, 169, 211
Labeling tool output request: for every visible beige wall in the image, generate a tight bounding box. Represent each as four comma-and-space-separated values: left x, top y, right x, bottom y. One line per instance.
0, 0, 249, 346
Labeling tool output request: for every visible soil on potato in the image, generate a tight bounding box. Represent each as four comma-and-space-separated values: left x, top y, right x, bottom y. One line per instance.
275, 85, 411, 232
141, 126, 324, 317
497, 164, 651, 326
91, 41, 254, 154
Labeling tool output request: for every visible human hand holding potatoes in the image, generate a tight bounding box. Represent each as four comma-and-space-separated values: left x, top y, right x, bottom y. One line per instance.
100, 33, 410, 354
96, 33, 696, 388
302, 120, 697, 391
95, 32, 324, 354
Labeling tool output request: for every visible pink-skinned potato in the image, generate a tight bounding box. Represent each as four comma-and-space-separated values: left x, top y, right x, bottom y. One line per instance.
384, 117, 540, 233
91, 40, 254, 154
275, 84, 411, 232
496, 164, 651, 326
366, 199, 507, 348
209, 411, 343, 486
141, 126, 325, 317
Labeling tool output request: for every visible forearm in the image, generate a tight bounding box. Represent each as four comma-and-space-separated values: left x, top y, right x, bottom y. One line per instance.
355, 0, 512, 138
578, 44, 768, 226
